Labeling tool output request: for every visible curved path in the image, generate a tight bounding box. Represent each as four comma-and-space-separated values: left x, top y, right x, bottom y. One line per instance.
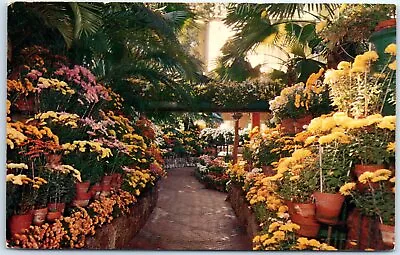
127, 167, 251, 250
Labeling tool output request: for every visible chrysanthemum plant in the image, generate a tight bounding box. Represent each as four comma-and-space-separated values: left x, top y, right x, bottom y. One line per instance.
324, 44, 396, 118
340, 171, 395, 225
274, 149, 319, 203
269, 69, 331, 124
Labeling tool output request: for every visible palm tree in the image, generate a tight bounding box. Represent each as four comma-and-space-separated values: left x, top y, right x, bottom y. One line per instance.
215, 3, 339, 84
8, 2, 203, 113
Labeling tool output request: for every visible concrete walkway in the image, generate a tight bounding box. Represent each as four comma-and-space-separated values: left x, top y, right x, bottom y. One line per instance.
126, 167, 252, 250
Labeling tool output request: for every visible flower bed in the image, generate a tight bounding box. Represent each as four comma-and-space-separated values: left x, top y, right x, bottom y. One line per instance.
6, 46, 166, 249
194, 155, 230, 192
8, 184, 158, 249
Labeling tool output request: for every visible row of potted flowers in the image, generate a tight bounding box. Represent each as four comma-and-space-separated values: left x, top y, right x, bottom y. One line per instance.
6, 46, 166, 246
8, 188, 140, 249
226, 44, 396, 251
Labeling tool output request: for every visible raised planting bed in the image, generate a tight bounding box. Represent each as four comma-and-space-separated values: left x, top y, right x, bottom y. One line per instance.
227, 183, 259, 242
85, 183, 159, 249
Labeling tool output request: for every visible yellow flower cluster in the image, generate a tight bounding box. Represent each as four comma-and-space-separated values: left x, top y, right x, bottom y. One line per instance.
385, 43, 396, 56
110, 190, 137, 214
125, 169, 156, 196
32, 111, 80, 129
307, 113, 395, 135
274, 149, 314, 176
339, 182, 356, 196
7, 174, 46, 189
7, 122, 28, 149
6, 174, 33, 185
7, 121, 60, 147
7, 163, 28, 170
226, 161, 247, 183
245, 174, 285, 214
88, 197, 116, 226
62, 140, 113, 160
105, 111, 135, 134
358, 169, 392, 184
295, 237, 337, 250
37, 78, 75, 95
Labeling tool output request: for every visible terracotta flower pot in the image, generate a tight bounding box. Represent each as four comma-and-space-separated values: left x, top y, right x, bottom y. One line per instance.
32, 207, 48, 226
75, 181, 90, 196
294, 114, 313, 132
46, 211, 62, 222
285, 200, 295, 216
313, 192, 345, 224
9, 213, 33, 236
296, 219, 321, 238
292, 202, 316, 220
47, 202, 65, 214
379, 223, 395, 247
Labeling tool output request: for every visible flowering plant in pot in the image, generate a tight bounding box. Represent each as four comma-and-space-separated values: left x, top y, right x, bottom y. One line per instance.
269, 69, 331, 132
44, 165, 81, 213
6, 172, 47, 235
301, 114, 355, 224
347, 115, 395, 168
339, 170, 395, 246
62, 140, 112, 184
324, 47, 396, 118
246, 127, 289, 172
272, 149, 320, 236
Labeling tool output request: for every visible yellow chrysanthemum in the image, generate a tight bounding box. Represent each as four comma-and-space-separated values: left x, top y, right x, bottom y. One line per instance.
358, 171, 375, 184
339, 182, 356, 196
384, 43, 396, 56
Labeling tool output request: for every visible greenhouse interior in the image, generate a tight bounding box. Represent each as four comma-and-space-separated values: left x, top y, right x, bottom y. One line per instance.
5, 2, 397, 251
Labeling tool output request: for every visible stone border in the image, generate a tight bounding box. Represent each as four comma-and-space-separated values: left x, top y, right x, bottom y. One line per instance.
227, 183, 259, 245
85, 183, 159, 249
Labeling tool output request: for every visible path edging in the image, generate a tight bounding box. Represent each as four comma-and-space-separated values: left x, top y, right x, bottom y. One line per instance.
227, 183, 259, 245
85, 183, 159, 249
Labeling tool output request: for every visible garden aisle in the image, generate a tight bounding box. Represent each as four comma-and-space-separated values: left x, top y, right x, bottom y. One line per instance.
127, 167, 251, 250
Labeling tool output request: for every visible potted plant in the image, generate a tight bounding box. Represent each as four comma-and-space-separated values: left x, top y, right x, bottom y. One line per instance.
6, 174, 36, 236
301, 115, 353, 224
324, 48, 396, 118
273, 149, 320, 237
347, 116, 395, 184
45, 165, 80, 214
339, 169, 395, 247
269, 70, 330, 134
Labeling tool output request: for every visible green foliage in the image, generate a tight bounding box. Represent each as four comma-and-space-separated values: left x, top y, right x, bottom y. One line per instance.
348, 127, 394, 165
320, 144, 352, 193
